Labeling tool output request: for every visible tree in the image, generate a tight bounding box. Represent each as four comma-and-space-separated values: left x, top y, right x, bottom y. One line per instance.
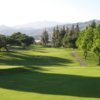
69, 24, 80, 48
69, 25, 76, 48
76, 27, 94, 59
0, 34, 9, 51
10, 32, 22, 46
20, 34, 34, 48
76, 30, 85, 49
52, 26, 60, 47
9, 32, 34, 48
59, 26, 66, 46
90, 20, 96, 28
52, 27, 56, 47
62, 27, 69, 47
83, 27, 94, 59
41, 30, 49, 46
92, 24, 100, 65
75, 24, 80, 39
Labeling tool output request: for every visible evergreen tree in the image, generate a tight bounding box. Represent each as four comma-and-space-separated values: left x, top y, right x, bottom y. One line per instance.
62, 27, 69, 47
41, 29, 49, 46
52, 27, 56, 47
75, 24, 80, 39
52, 26, 60, 47
90, 20, 96, 28
69, 25, 76, 48
59, 26, 66, 46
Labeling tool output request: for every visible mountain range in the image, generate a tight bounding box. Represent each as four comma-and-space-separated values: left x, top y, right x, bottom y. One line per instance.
0, 20, 100, 39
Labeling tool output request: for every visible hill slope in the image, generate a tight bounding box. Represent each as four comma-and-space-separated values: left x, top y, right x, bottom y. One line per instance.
0, 20, 100, 39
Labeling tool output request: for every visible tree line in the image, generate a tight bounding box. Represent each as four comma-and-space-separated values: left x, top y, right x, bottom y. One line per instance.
41, 21, 100, 65
41, 24, 80, 48
0, 21, 99, 65
0, 32, 34, 51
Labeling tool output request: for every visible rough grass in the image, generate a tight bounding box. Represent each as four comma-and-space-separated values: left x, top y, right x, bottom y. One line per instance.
77, 50, 99, 67
0, 46, 100, 100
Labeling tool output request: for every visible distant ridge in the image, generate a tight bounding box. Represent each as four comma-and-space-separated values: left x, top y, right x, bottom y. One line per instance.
0, 19, 100, 39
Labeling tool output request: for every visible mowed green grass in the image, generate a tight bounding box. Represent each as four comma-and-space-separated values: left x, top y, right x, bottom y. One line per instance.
0, 46, 100, 100
77, 50, 99, 67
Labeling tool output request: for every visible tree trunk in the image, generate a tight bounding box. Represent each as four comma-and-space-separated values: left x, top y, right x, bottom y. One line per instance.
5, 46, 9, 52
98, 56, 100, 66
84, 51, 87, 59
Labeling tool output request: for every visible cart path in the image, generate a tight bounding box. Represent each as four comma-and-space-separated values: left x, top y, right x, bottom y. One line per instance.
71, 51, 87, 66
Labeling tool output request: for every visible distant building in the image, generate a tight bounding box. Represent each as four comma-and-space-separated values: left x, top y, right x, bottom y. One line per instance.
35, 39, 52, 47
35, 40, 41, 43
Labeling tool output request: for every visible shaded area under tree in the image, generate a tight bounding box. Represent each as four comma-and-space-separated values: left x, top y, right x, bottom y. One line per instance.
0, 51, 72, 67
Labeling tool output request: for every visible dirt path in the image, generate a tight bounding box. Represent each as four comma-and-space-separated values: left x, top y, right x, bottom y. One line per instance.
71, 51, 87, 66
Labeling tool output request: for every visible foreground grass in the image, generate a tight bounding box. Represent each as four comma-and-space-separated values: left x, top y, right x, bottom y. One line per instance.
0, 46, 100, 100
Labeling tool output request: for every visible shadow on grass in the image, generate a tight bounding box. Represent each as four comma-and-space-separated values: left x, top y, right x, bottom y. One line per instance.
0, 51, 99, 98
0, 51, 72, 66
32, 47, 48, 53
0, 67, 100, 98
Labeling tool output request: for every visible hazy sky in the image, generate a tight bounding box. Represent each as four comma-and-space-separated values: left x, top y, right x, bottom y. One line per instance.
0, 0, 100, 26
